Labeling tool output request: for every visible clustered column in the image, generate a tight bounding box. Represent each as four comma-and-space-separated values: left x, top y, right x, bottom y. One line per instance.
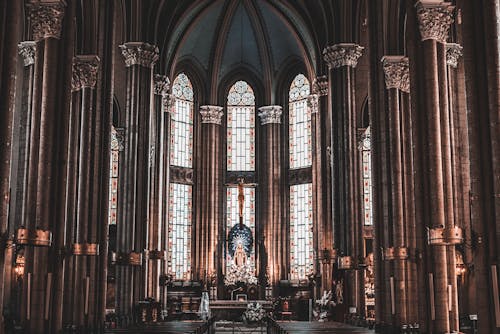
116, 42, 158, 326
258, 106, 284, 288
196, 105, 224, 285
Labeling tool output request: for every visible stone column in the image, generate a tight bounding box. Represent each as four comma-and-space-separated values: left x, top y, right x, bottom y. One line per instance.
70, 55, 100, 329
258, 106, 283, 288
196, 106, 223, 285
323, 43, 363, 307
116, 42, 158, 326
146, 74, 169, 300
381, 56, 410, 328
415, 2, 458, 333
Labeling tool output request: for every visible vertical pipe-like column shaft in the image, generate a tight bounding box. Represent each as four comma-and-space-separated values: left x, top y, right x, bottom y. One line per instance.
323, 43, 363, 307
116, 42, 158, 326
258, 106, 283, 287
197, 106, 223, 283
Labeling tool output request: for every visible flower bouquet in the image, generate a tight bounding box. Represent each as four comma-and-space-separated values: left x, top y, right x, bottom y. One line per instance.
243, 302, 267, 324
224, 263, 258, 286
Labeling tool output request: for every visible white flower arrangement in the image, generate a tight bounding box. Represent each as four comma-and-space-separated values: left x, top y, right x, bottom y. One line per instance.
313, 290, 335, 322
243, 302, 267, 323
224, 263, 258, 286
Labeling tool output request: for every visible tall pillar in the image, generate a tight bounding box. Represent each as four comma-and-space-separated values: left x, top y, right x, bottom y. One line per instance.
414, 2, 460, 333
70, 55, 100, 329
381, 56, 410, 328
21, 2, 67, 332
323, 43, 363, 307
258, 106, 283, 287
196, 105, 223, 284
146, 75, 170, 300
116, 42, 158, 326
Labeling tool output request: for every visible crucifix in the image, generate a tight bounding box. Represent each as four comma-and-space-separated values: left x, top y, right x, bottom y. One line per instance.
226, 177, 257, 228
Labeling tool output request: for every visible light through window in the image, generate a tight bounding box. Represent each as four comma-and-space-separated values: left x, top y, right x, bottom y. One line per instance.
171, 73, 194, 168
108, 127, 119, 225
289, 74, 311, 169
361, 127, 372, 225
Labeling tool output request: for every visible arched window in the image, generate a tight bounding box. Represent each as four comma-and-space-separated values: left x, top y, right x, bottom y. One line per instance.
168, 72, 194, 280
288, 74, 311, 169
290, 183, 313, 279
360, 127, 372, 226
171, 73, 194, 168
108, 126, 120, 225
227, 80, 255, 171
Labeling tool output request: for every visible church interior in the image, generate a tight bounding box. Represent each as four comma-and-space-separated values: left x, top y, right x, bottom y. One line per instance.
0, 0, 499, 333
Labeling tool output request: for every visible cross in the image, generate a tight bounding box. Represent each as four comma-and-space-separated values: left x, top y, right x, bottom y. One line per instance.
226, 177, 257, 228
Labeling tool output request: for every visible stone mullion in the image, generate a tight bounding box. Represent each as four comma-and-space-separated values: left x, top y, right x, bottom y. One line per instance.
116, 42, 158, 326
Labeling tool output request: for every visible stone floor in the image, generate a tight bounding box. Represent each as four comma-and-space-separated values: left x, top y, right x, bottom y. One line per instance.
275, 321, 374, 333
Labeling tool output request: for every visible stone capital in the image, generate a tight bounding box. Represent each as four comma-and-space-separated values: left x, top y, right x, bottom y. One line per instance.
312, 76, 328, 96
162, 94, 173, 113
446, 43, 463, 68
415, 1, 455, 44
200, 105, 224, 125
258, 105, 282, 125
381, 56, 410, 93
153, 74, 170, 96
307, 94, 319, 114
18, 41, 36, 67
323, 43, 364, 69
119, 42, 159, 68
27, 1, 66, 41
72, 55, 100, 91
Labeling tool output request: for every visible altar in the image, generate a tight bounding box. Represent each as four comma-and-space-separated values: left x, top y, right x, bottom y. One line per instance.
210, 300, 273, 320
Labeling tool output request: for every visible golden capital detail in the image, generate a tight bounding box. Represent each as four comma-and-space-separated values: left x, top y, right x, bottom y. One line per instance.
313, 76, 328, 96
18, 41, 36, 67
415, 1, 455, 44
27, 1, 66, 41
258, 105, 282, 125
307, 94, 319, 114
153, 74, 170, 96
381, 56, 410, 93
446, 43, 463, 68
119, 42, 159, 68
323, 43, 364, 69
200, 105, 224, 125
72, 55, 100, 91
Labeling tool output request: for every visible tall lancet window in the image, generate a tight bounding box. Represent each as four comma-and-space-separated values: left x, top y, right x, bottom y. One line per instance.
171, 73, 194, 168
289, 74, 311, 169
227, 80, 255, 171
108, 126, 120, 225
290, 183, 314, 279
168, 72, 194, 280
361, 127, 372, 225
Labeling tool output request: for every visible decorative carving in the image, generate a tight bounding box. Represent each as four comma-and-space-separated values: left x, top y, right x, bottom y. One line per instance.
27, 1, 66, 41
18, 41, 36, 67
114, 127, 125, 152
72, 55, 100, 91
307, 94, 319, 114
153, 74, 170, 96
200, 105, 224, 125
258, 105, 282, 125
119, 42, 159, 68
446, 43, 463, 68
415, 1, 455, 44
162, 94, 173, 113
323, 44, 364, 69
312, 76, 328, 96
381, 56, 410, 93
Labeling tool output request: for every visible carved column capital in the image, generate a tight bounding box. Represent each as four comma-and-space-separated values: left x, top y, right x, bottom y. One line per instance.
307, 94, 319, 114
18, 41, 36, 67
415, 1, 455, 44
72, 55, 100, 91
445, 43, 463, 68
27, 1, 66, 41
258, 105, 282, 125
381, 56, 410, 93
162, 94, 173, 113
200, 105, 224, 125
153, 74, 170, 96
312, 76, 328, 96
323, 43, 364, 69
114, 128, 126, 152
119, 42, 159, 68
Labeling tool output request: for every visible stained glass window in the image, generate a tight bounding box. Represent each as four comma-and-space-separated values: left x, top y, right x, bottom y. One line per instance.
108, 127, 119, 225
227, 81, 255, 171
290, 183, 314, 279
289, 74, 311, 169
168, 183, 192, 280
226, 187, 255, 266
361, 127, 372, 225
171, 73, 194, 168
